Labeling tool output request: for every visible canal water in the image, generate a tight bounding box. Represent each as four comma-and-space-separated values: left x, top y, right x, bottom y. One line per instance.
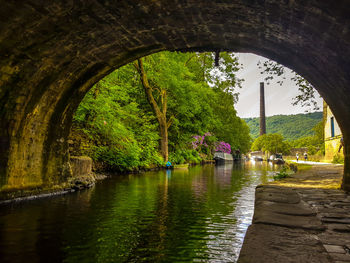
0, 162, 280, 263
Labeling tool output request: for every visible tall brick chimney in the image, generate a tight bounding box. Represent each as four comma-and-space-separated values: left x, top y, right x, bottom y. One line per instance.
259, 82, 266, 136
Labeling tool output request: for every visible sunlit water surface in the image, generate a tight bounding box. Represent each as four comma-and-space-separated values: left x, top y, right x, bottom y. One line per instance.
0, 162, 280, 262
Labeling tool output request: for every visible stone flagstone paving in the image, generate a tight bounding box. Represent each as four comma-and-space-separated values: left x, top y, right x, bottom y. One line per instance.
238, 164, 350, 263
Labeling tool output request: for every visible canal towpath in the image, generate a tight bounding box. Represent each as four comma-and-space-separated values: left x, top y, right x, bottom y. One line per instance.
238, 163, 350, 263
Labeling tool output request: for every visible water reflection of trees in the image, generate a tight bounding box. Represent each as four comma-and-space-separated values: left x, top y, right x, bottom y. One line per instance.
0, 164, 280, 262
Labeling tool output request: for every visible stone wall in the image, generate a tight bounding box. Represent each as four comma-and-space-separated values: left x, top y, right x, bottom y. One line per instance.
325, 136, 344, 162
68, 127, 92, 157
324, 101, 344, 163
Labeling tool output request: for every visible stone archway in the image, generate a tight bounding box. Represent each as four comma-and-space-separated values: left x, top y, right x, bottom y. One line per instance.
1, 0, 350, 194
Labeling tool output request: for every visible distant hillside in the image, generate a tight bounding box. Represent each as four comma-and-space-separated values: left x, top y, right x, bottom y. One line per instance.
244, 112, 323, 141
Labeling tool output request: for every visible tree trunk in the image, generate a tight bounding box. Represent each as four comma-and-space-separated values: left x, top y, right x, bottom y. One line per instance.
135, 58, 170, 162
160, 121, 168, 162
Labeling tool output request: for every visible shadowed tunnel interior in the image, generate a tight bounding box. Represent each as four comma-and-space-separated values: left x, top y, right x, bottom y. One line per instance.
0, 0, 350, 194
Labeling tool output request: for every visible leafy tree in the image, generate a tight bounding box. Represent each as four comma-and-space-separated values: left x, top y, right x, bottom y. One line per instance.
313, 120, 324, 145
290, 120, 325, 155
134, 58, 173, 162
133, 51, 250, 158
71, 51, 251, 170
251, 134, 291, 155
72, 69, 163, 171
257, 60, 319, 111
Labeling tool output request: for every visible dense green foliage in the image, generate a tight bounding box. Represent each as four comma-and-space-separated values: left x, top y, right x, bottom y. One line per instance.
73, 70, 164, 171
332, 153, 344, 164
72, 51, 251, 171
290, 120, 324, 155
250, 118, 324, 157
251, 133, 291, 155
244, 112, 322, 140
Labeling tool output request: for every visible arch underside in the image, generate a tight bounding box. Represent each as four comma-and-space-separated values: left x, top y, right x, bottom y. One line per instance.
1, 0, 350, 194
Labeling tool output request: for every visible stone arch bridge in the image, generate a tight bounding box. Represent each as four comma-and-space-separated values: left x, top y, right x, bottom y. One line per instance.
1, 0, 350, 194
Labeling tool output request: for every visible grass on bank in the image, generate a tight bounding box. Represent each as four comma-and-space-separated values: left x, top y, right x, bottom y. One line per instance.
273, 162, 312, 181
272, 162, 342, 189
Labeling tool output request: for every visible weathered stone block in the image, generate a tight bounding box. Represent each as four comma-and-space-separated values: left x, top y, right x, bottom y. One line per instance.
70, 156, 93, 178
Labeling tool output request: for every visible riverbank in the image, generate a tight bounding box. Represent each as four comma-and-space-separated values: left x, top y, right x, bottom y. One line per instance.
0, 158, 213, 204
0, 156, 105, 203
238, 164, 350, 263
0, 173, 108, 205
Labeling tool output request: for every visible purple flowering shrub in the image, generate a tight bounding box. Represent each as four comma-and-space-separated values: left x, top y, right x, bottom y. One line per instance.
191, 132, 219, 159
191, 132, 212, 150
215, 141, 231, 154
191, 133, 232, 158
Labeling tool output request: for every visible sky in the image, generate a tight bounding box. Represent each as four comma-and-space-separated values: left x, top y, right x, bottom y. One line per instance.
233, 53, 323, 118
